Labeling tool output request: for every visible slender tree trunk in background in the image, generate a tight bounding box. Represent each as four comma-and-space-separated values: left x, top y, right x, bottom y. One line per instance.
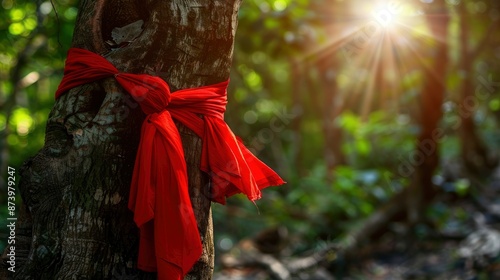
458, 3, 493, 174
317, 55, 346, 174
290, 59, 304, 177
2, 0, 241, 279
407, 0, 449, 225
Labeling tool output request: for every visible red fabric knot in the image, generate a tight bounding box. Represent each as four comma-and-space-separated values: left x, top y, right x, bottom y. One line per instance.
55, 48, 285, 280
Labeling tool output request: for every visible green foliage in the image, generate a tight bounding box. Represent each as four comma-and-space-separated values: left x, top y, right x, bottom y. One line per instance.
339, 111, 417, 168
1, 0, 78, 167
213, 162, 407, 253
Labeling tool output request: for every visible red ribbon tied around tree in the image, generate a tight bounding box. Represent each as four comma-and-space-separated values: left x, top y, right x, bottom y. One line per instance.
55, 48, 285, 279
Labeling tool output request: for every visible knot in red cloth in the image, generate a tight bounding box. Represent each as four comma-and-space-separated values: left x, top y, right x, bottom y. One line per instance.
117, 73, 172, 115
55, 48, 285, 280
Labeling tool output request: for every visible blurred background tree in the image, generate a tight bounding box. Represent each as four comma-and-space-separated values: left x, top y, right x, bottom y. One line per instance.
1, 0, 79, 259
2, 0, 500, 278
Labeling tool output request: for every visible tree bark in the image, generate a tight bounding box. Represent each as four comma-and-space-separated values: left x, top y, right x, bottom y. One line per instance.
3, 0, 241, 279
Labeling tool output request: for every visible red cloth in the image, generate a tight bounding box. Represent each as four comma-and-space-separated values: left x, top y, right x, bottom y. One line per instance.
55, 48, 284, 279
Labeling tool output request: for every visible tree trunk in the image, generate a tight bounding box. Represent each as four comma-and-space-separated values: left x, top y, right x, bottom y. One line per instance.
3, 0, 241, 279
407, 0, 449, 225
289, 59, 304, 177
458, 3, 494, 174
317, 55, 346, 173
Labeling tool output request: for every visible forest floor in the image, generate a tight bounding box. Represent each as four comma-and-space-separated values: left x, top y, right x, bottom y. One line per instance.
213, 169, 500, 280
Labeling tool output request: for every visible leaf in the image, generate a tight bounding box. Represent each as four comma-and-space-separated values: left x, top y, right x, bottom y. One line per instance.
355, 138, 371, 155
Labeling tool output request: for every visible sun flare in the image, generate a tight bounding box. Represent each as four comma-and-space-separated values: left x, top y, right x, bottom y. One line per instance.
298, 1, 449, 117
372, 8, 396, 28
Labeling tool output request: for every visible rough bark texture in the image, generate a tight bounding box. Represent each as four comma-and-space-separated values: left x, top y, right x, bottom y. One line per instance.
3, 0, 241, 279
